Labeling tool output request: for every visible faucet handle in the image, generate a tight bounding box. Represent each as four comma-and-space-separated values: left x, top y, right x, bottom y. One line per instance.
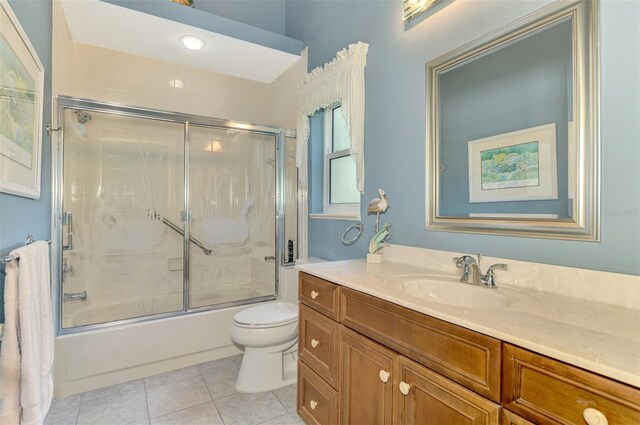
481, 263, 508, 288
486, 263, 508, 273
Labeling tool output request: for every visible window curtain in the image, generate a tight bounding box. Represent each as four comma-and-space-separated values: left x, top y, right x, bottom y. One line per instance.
296, 42, 369, 193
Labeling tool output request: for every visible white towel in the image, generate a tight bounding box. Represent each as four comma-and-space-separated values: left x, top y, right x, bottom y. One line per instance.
0, 241, 53, 425
0, 258, 21, 425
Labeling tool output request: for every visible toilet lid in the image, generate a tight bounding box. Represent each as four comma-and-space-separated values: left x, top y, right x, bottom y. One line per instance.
233, 302, 298, 327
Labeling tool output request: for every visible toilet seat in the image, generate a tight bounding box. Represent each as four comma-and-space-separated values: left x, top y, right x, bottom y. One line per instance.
233, 302, 298, 329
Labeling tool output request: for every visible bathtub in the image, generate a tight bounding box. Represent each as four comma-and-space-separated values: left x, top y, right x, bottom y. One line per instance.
53, 265, 301, 397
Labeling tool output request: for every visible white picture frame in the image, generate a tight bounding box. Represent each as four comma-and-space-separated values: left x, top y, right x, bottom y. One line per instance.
468, 123, 558, 203
0, 0, 45, 199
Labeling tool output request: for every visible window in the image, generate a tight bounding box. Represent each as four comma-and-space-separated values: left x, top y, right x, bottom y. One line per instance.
323, 105, 360, 217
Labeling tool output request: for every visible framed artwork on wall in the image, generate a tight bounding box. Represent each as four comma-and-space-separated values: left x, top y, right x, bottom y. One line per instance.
0, 0, 45, 199
468, 123, 558, 203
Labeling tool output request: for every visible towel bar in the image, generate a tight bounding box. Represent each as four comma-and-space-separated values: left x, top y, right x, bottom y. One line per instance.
0, 234, 52, 265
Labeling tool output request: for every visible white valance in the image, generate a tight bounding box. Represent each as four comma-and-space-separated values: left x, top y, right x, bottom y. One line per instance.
296, 42, 368, 193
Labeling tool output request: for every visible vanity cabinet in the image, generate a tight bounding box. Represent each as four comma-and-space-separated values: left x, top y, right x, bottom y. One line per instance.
298, 272, 500, 425
297, 272, 640, 425
503, 344, 640, 425
340, 286, 501, 402
340, 325, 500, 425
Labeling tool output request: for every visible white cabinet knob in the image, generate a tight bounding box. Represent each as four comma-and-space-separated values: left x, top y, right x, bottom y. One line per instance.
311, 339, 320, 348
583, 408, 608, 425
399, 381, 411, 396
310, 290, 319, 299
309, 400, 318, 410
379, 370, 390, 383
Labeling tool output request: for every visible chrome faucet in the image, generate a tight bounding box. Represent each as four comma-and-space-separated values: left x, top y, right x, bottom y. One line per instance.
453, 255, 477, 284
454, 253, 508, 288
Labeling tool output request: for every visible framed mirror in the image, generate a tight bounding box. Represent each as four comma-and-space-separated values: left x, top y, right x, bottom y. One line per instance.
426, 0, 599, 240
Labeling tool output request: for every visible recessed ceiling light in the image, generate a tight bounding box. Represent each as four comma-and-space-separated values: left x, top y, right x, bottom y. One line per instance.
179, 35, 206, 50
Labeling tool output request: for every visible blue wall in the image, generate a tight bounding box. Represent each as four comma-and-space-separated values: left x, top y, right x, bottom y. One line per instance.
103, 0, 301, 55
0, 0, 53, 323
287, 0, 640, 275
439, 19, 571, 217
194, 0, 286, 35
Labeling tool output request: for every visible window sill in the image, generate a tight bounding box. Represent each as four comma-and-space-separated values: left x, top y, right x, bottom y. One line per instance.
309, 213, 361, 221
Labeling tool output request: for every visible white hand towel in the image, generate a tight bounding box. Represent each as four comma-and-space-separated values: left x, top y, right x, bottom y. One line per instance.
0, 258, 22, 425
0, 241, 53, 425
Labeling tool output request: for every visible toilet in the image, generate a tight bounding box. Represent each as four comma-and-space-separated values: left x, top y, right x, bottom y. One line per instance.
231, 301, 299, 392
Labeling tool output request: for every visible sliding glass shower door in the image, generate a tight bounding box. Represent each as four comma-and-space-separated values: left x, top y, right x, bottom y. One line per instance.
188, 126, 277, 309
60, 108, 186, 328
57, 99, 287, 331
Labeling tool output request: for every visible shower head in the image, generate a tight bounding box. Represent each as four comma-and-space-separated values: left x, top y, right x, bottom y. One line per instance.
74, 110, 92, 124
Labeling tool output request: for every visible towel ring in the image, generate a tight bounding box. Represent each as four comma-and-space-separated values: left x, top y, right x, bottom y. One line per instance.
342, 223, 364, 246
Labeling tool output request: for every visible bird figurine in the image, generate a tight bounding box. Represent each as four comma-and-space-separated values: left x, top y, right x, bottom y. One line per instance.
367, 188, 389, 213
368, 188, 390, 232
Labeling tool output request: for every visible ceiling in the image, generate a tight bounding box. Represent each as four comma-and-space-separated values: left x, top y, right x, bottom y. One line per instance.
60, 0, 301, 84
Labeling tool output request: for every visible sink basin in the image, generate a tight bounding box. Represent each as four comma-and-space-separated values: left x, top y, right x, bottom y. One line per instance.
386, 274, 510, 309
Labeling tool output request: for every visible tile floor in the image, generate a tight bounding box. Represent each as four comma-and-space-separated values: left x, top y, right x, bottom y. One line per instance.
44, 355, 304, 425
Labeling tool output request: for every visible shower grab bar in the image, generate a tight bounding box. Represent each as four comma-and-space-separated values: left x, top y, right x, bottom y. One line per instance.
149, 210, 212, 255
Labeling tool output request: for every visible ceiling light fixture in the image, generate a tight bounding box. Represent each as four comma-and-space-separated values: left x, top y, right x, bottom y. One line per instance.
179, 35, 206, 50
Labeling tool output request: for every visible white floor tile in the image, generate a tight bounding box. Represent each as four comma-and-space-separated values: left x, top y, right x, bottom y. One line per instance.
76, 391, 148, 425
44, 394, 82, 425
149, 401, 223, 425
259, 413, 299, 425
201, 366, 239, 400
82, 379, 145, 403
195, 354, 243, 375
146, 375, 212, 419
214, 392, 287, 425
144, 366, 200, 390
273, 384, 296, 413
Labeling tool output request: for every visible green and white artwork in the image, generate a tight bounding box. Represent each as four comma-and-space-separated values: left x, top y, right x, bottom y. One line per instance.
480, 141, 540, 190
468, 123, 557, 203
0, 32, 37, 169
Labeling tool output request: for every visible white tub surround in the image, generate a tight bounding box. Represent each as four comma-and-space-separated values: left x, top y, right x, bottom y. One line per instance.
53, 306, 244, 398
296, 246, 640, 388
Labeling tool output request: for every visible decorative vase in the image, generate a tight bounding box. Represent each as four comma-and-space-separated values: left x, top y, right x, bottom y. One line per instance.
171, 0, 193, 6
367, 252, 384, 264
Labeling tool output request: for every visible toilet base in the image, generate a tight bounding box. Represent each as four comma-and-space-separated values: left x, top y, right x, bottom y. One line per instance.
235, 339, 298, 393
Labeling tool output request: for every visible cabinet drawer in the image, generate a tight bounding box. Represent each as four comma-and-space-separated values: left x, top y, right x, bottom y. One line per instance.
299, 272, 340, 320
503, 343, 640, 425
340, 287, 501, 402
299, 304, 341, 388
297, 361, 339, 425
395, 356, 500, 425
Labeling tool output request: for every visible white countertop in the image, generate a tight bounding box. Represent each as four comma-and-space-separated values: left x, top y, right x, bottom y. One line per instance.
297, 259, 640, 388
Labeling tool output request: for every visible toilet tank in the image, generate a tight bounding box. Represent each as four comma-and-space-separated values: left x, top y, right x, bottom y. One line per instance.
279, 257, 326, 304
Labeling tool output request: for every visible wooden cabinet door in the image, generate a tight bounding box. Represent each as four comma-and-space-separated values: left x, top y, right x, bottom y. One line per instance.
394, 356, 500, 425
500, 410, 536, 425
341, 327, 395, 425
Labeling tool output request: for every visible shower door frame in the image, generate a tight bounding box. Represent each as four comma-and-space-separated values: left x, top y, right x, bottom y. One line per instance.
52, 96, 294, 335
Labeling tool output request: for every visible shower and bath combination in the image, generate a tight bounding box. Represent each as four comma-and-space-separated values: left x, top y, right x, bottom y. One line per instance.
53, 96, 298, 332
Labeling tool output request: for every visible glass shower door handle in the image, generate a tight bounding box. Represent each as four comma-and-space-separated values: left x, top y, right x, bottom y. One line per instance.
62, 211, 73, 250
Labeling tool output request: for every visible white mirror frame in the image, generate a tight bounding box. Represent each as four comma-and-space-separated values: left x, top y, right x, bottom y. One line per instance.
425, 0, 600, 241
